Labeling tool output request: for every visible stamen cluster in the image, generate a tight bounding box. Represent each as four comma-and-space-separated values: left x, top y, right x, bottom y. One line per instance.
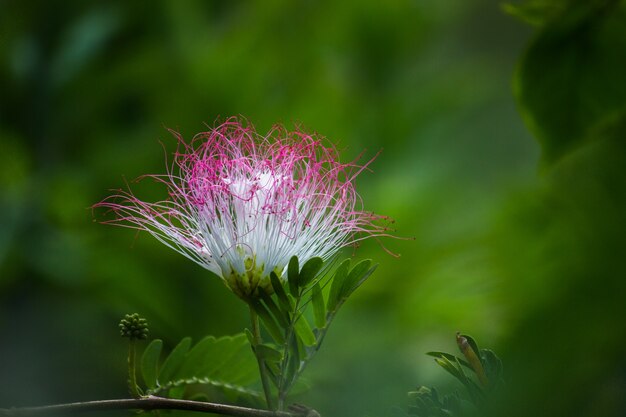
96, 118, 391, 298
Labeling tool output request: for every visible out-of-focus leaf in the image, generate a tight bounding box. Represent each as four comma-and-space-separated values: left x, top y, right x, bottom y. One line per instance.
502, 0, 568, 26
285, 338, 300, 388
434, 357, 464, 382
158, 337, 192, 385
480, 349, 504, 387
156, 333, 260, 400
141, 339, 163, 389
514, 0, 626, 163
255, 343, 283, 363
426, 351, 471, 369
297, 257, 323, 288
457, 334, 480, 358
457, 333, 487, 387
311, 283, 326, 329
244, 328, 255, 346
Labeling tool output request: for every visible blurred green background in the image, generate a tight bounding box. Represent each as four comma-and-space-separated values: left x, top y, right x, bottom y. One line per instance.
1, 1, 625, 416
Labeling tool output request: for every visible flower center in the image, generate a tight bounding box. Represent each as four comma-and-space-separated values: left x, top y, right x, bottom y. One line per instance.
224, 253, 276, 299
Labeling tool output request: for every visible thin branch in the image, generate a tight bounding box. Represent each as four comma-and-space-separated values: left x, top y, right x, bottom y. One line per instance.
249, 306, 276, 410
0, 395, 299, 417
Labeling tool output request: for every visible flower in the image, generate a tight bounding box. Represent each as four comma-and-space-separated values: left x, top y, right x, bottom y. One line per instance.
95, 118, 391, 299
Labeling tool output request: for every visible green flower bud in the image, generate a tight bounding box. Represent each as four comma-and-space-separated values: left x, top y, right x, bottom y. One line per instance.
119, 313, 149, 340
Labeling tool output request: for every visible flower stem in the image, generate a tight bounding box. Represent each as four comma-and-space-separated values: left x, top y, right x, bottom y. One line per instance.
249, 307, 275, 411
128, 340, 141, 398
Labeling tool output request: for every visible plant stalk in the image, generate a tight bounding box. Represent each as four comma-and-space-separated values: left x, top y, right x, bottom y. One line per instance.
128, 340, 141, 398
249, 307, 276, 410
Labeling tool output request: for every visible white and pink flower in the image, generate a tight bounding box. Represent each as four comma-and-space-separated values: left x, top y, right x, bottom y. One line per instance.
95, 118, 391, 298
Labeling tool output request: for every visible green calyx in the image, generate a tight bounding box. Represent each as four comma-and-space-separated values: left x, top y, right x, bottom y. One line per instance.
225, 258, 281, 299
119, 313, 149, 340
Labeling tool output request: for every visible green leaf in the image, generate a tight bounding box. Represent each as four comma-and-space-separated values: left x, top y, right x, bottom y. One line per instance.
327, 259, 351, 313
158, 337, 192, 384
270, 271, 293, 312
176, 336, 218, 378
255, 343, 283, 363
311, 283, 326, 328
258, 287, 289, 329
285, 342, 300, 387
435, 357, 464, 382
251, 300, 285, 344
341, 260, 376, 299
284, 330, 306, 388
480, 349, 504, 386
514, 0, 626, 164
244, 328, 255, 346
157, 333, 261, 400
141, 339, 163, 389
502, 0, 568, 27
288, 256, 299, 296
426, 351, 471, 369
298, 257, 323, 288
293, 314, 316, 346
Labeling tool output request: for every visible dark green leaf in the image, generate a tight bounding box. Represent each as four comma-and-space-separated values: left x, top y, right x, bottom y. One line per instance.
158, 337, 192, 384
285, 344, 300, 388
244, 328, 255, 346
288, 256, 299, 296
293, 314, 316, 346
176, 336, 217, 378
258, 287, 289, 328
255, 343, 283, 363
502, 0, 568, 27
284, 331, 306, 388
265, 361, 281, 387
141, 339, 163, 389
480, 349, 504, 385
196, 336, 245, 377
311, 283, 326, 328
270, 271, 293, 312
514, 0, 626, 164
327, 259, 351, 313
161, 333, 260, 399
251, 300, 285, 344
298, 257, 323, 288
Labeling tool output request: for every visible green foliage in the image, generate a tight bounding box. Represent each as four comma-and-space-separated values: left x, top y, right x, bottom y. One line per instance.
311, 283, 326, 329
411, 334, 503, 417
407, 387, 469, 417
502, 0, 569, 26
512, 0, 626, 163
140, 339, 163, 390
297, 258, 324, 288
248, 255, 378, 406
138, 333, 261, 402
158, 337, 192, 384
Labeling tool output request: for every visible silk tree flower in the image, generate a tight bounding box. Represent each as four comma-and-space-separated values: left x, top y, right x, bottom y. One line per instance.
95, 118, 392, 299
